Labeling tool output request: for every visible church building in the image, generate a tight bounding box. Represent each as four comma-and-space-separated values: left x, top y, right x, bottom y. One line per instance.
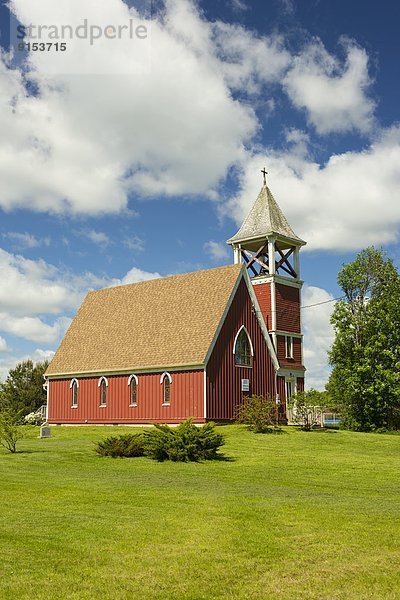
45, 175, 306, 424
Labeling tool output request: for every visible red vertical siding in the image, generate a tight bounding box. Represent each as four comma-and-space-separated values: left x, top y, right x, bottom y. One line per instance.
48, 370, 204, 424
276, 283, 301, 333
206, 278, 277, 421
276, 335, 303, 368
296, 377, 305, 393
253, 282, 271, 330
277, 376, 287, 422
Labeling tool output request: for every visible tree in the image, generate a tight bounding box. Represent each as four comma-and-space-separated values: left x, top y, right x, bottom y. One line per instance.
0, 360, 49, 415
0, 407, 24, 453
288, 389, 327, 431
328, 247, 400, 431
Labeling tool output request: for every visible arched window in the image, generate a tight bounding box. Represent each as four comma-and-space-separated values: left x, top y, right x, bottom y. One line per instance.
160, 372, 172, 404
234, 326, 253, 367
70, 378, 79, 407
98, 376, 108, 406
128, 374, 138, 406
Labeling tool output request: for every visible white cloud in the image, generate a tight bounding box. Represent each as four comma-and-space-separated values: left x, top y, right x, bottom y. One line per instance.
230, 0, 249, 12
121, 267, 161, 285
123, 235, 145, 253
0, 336, 9, 352
284, 39, 376, 134
223, 126, 400, 251
302, 285, 335, 390
0, 0, 257, 213
0, 348, 55, 381
3, 232, 51, 249
86, 230, 110, 246
0, 246, 160, 345
203, 241, 230, 262
212, 23, 290, 94
0, 314, 71, 344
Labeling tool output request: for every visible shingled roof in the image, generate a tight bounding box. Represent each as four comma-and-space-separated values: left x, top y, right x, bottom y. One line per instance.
227, 185, 306, 245
46, 264, 244, 377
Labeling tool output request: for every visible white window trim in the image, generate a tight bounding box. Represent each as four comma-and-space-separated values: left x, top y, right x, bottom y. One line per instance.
285, 335, 294, 359
233, 325, 254, 356
160, 372, 172, 405
160, 372, 172, 384
70, 378, 79, 408
128, 373, 138, 406
128, 373, 138, 386
98, 376, 108, 407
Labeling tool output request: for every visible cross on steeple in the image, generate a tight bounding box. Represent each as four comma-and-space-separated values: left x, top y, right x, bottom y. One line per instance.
261, 168, 268, 186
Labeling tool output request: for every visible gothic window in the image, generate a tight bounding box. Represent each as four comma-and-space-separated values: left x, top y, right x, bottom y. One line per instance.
98, 376, 108, 406
234, 327, 253, 367
70, 378, 78, 407
128, 374, 138, 406
160, 372, 172, 404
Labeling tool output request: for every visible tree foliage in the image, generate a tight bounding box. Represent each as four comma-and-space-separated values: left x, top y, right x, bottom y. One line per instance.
328, 247, 400, 431
235, 394, 280, 433
0, 407, 25, 453
0, 360, 49, 415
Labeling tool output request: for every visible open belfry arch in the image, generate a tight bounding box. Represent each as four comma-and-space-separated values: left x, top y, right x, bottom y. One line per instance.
227, 169, 306, 408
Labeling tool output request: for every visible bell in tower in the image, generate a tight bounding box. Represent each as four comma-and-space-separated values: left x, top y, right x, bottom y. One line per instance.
227, 169, 306, 410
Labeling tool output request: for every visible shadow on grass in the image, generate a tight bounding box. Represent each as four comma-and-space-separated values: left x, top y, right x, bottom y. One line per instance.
211, 453, 235, 462
293, 427, 338, 434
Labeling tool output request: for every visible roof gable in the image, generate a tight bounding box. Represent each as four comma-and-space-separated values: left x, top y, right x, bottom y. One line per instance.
46, 264, 244, 376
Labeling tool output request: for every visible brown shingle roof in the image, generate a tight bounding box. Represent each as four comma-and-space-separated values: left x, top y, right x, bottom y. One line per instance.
46, 264, 244, 376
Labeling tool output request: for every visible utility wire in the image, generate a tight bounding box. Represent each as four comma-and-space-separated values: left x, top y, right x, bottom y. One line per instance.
301, 296, 344, 310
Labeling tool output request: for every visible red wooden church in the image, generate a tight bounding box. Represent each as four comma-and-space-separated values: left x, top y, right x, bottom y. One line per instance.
45, 177, 306, 424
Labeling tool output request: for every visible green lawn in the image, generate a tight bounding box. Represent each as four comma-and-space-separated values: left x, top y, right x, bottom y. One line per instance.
1, 425, 400, 599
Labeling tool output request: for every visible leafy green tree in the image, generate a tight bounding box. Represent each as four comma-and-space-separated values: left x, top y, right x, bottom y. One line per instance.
0, 407, 25, 453
328, 247, 400, 431
0, 360, 49, 415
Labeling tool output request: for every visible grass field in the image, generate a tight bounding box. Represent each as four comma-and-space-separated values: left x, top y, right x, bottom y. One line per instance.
1, 425, 400, 599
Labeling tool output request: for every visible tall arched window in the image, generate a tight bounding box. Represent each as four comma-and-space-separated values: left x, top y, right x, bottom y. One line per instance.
98, 376, 108, 406
70, 378, 79, 407
234, 326, 253, 367
128, 374, 138, 406
160, 372, 172, 404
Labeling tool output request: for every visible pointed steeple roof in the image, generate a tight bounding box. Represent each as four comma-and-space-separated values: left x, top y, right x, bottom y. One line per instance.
227, 185, 306, 246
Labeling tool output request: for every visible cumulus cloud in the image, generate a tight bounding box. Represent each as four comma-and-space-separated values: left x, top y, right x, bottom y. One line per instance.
284, 39, 376, 134
223, 126, 400, 251
203, 241, 230, 262
302, 285, 336, 390
0, 0, 257, 213
0, 246, 161, 345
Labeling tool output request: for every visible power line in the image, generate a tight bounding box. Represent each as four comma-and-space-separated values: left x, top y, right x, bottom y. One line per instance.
301, 296, 344, 310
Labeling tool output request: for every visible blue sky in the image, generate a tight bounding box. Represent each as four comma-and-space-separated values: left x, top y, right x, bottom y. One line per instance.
0, 0, 399, 387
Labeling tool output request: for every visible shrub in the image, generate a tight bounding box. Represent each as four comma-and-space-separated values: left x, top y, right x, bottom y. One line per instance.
24, 411, 46, 426
235, 394, 279, 433
0, 408, 24, 453
95, 433, 145, 458
143, 418, 224, 462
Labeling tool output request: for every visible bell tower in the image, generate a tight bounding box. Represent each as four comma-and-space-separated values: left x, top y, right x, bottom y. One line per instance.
227, 170, 306, 408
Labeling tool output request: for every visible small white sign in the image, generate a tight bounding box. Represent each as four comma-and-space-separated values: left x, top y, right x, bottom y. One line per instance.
241, 379, 250, 392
